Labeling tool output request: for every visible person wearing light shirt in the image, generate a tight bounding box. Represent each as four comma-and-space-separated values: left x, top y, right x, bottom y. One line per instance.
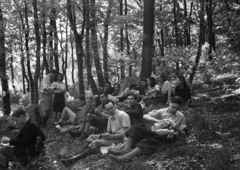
40, 69, 57, 127
60, 99, 131, 167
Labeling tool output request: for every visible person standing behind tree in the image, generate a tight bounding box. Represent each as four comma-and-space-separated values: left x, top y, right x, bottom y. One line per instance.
40, 69, 57, 127
51, 73, 67, 124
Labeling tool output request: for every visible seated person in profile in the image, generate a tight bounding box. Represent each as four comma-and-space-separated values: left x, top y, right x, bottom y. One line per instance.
112, 83, 121, 96
174, 75, 191, 104
0, 109, 45, 170
60, 99, 131, 167
104, 81, 112, 91
108, 96, 186, 163
57, 94, 95, 126
139, 78, 148, 98
120, 93, 143, 126
68, 92, 110, 140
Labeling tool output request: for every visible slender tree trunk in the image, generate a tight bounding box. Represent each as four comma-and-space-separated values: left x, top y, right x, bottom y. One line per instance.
184, 0, 190, 46
53, 9, 59, 72
189, 0, 205, 83
67, 0, 85, 98
70, 36, 75, 84
0, 8, 11, 115
225, 0, 231, 27
64, 17, 68, 91
125, 0, 131, 77
25, 2, 34, 103
85, 0, 98, 94
42, 0, 49, 74
103, 0, 113, 82
90, 0, 104, 87
206, 0, 215, 60
119, 0, 125, 79
32, 0, 41, 104
140, 0, 155, 78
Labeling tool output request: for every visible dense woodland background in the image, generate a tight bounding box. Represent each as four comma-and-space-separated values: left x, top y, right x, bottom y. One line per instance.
1, 1, 240, 170
0, 0, 240, 114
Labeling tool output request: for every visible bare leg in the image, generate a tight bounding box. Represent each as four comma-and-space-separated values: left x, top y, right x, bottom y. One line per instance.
123, 136, 135, 150
59, 107, 75, 123
122, 147, 142, 158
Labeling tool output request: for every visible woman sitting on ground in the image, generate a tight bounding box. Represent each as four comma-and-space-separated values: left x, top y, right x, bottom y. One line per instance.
174, 75, 191, 104
56, 94, 95, 127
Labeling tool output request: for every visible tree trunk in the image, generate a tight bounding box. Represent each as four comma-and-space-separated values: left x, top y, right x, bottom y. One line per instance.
0, 8, 11, 115
184, 0, 190, 46
206, 0, 215, 60
32, 0, 41, 104
119, 0, 125, 79
70, 35, 75, 84
25, 2, 34, 103
103, 0, 113, 82
42, 0, 49, 74
140, 0, 155, 78
64, 16, 68, 91
85, 0, 98, 94
67, 0, 85, 98
90, 0, 104, 87
189, 0, 205, 83
53, 8, 59, 72
125, 0, 131, 77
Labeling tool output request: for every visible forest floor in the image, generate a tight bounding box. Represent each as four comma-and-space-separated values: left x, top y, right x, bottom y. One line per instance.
1, 74, 240, 170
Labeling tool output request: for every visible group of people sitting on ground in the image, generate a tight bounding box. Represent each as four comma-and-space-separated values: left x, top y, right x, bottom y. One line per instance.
51, 73, 191, 167
0, 70, 191, 169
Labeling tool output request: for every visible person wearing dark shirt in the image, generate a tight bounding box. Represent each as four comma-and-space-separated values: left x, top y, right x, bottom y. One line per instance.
123, 93, 143, 126
174, 75, 191, 104
0, 109, 45, 170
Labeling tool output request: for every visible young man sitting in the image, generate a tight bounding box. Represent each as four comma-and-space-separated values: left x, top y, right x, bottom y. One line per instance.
0, 109, 45, 170
68, 92, 109, 140
122, 93, 143, 126
108, 96, 187, 163
60, 99, 131, 167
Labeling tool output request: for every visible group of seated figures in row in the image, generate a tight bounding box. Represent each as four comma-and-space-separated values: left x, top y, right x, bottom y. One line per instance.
0, 70, 191, 169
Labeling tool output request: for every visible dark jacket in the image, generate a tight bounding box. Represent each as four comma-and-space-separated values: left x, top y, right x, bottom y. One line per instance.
175, 84, 191, 103
125, 103, 143, 126
9, 119, 45, 163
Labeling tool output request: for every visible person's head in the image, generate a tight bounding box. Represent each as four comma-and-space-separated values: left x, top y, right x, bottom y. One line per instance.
85, 94, 94, 103
127, 93, 137, 106
178, 75, 187, 86
129, 84, 137, 90
168, 96, 183, 114
113, 83, 121, 93
49, 69, 58, 81
140, 79, 147, 88
102, 99, 116, 116
99, 91, 105, 103
93, 95, 101, 107
104, 87, 115, 96
11, 109, 28, 128
147, 76, 157, 87
160, 74, 168, 82
104, 81, 111, 89
55, 73, 64, 82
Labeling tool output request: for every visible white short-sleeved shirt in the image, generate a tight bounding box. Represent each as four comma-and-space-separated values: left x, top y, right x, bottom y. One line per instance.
107, 109, 131, 135
149, 108, 186, 130
147, 84, 161, 95
161, 81, 171, 95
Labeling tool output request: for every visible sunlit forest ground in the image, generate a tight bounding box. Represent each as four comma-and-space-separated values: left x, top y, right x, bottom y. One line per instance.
1, 74, 240, 170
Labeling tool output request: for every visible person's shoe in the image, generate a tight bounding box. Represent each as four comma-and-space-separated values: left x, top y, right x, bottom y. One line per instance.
108, 154, 132, 164
78, 131, 89, 141
61, 159, 73, 167
108, 148, 132, 156
69, 130, 82, 138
